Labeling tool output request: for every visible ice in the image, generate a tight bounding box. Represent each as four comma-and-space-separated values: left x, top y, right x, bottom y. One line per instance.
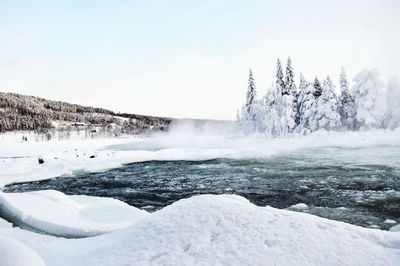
0, 236, 45, 266
1, 194, 399, 265
288, 203, 308, 210
0, 190, 148, 237
390, 225, 400, 232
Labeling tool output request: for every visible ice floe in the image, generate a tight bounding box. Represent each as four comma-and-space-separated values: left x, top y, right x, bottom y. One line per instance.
0, 190, 148, 237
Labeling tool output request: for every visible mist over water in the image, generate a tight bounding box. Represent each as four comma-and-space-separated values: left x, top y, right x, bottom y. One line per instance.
5, 126, 400, 230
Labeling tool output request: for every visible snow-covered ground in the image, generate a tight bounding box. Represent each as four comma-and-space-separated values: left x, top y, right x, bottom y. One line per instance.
0, 236, 45, 266
0, 193, 399, 265
1, 129, 400, 265
0, 133, 139, 187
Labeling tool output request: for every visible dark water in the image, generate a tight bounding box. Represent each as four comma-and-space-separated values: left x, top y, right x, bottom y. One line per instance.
5, 146, 400, 230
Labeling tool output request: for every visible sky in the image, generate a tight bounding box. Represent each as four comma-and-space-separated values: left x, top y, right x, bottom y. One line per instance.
1, 0, 399, 120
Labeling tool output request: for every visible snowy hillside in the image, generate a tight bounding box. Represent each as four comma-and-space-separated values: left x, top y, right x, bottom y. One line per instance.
0, 92, 172, 134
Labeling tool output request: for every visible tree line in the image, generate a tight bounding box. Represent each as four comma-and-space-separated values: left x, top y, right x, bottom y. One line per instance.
238, 58, 400, 136
0, 92, 172, 133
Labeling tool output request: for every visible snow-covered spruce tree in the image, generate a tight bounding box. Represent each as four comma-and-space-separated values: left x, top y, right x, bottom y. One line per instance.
313, 76, 341, 130
313, 77, 322, 98
280, 94, 295, 134
351, 69, 386, 130
385, 78, 400, 129
293, 73, 308, 128
297, 74, 316, 133
245, 69, 257, 113
276, 58, 285, 90
276, 57, 296, 133
262, 84, 283, 136
240, 69, 259, 132
338, 67, 356, 130
283, 57, 296, 96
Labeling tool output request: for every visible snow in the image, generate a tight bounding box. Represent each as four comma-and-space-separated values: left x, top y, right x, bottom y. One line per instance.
0, 217, 12, 228
0, 135, 138, 187
0, 194, 399, 266
0, 236, 45, 266
0, 190, 148, 237
288, 203, 308, 210
1, 128, 400, 264
1, 129, 400, 188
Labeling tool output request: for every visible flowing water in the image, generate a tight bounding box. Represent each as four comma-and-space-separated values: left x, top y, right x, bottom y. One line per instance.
5, 144, 400, 230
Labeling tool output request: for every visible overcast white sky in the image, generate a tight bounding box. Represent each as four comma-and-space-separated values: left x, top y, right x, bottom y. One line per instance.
0, 0, 399, 120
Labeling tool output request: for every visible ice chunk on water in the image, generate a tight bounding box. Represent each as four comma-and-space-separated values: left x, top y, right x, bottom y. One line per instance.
390, 224, 400, 232
288, 203, 309, 210
0, 190, 149, 237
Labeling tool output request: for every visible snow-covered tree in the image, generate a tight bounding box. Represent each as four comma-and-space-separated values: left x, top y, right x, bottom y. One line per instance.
245, 69, 257, 115
385, 78, 400, 129
352, 69, 386, 130
283, 57, 295, 96
278, 58, 296, 133
298, 77, 317, 133
276, 59, 285, 90
313, 76, 341, 130
240, 69, 259, 132
338, 67, 356, 130
294, 73, 307, 127
313, 77, 322, 98
262, 84, 284, 136
280, 94, 295, 134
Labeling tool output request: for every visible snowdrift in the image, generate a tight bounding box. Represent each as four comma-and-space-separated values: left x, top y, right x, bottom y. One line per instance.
75, 195, 400, 266
0, 236, 45, 266
1, 194, 398, 266
0, 190, 148, 237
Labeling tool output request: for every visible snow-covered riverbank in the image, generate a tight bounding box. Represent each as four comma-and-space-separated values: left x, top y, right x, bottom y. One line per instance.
1, 129, 400, 265
0, 133, 141, 187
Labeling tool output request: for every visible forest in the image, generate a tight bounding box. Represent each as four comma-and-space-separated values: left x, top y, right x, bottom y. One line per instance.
238, 58, 400, 136
0, 92, 172, 134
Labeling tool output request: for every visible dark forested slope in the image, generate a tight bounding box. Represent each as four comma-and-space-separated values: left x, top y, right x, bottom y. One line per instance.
0, 92, 172, 134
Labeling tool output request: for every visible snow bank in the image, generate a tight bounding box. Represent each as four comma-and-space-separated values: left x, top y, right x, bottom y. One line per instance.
78, 195, 400, 266
0, 136, 138, 187
0, 190, 148, 237
0, 217, 12, 228
0, 236, 45, 266
1, 194, 399, 266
